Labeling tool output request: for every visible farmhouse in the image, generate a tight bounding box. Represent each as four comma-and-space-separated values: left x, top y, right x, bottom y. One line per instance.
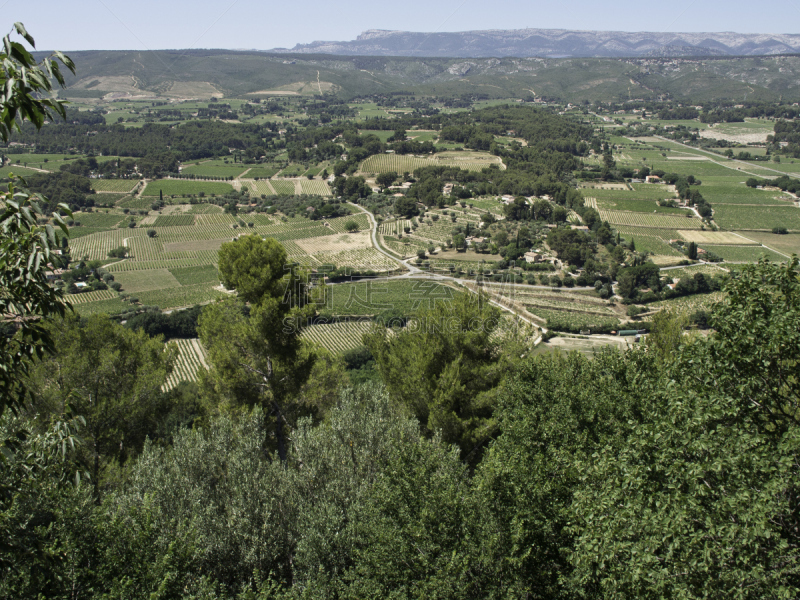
524, 251, 543, 263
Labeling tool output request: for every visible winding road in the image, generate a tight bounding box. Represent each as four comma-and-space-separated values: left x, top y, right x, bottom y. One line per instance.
347, 202, 553, 339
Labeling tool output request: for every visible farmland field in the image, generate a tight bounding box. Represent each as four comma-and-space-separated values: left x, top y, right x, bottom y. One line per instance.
271, 180, 297, 195
169, 265, 220, 285
591, 196, 690, 214
383, 237, 425, 257
677, 230, 758, 244
301, 321, 374, 354
119, 196, 155, 210
529, 307, 620, 332
180, 164, 248, 178
649, 292, 726, 314
535, 334, 631, 357
153, 215, 195, 227
599, 209, 703, 229
188, 203, 224, 214
115, 269, 182, 293
245, 179, 276, 195
135, 283, 227, 309
299, 179, 332, 196
142, 180, 234, 196
91, 179, 138, 193
315, 248, 398, 271
0, 165, 43, 177
320, 280, 462, 316
65, 289, 119, 304
700, 245, 788, 262
325, 214, 370, 233
712, 204, 800, 232
163, 339, 209, 392
71, 212, 126, 228
360, 152, 504, 175
622, 233, 683, 256
661, 264, 729, 278
379, 220, 413, 236
277, 164, 306, 177
246, 167, 280, 179
699, 181, 796, 205
736, 232, 800, 255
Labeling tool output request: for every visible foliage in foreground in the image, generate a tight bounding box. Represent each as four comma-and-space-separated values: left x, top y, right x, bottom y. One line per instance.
3, 233, 800, 600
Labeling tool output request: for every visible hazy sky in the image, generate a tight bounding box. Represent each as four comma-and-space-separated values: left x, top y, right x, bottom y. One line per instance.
6, 0, 800, 51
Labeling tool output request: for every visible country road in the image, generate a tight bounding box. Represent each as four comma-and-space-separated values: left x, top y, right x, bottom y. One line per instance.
347, 202, 556, 339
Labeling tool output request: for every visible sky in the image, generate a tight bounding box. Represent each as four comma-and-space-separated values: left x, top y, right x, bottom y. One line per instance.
6, 0, 800, 51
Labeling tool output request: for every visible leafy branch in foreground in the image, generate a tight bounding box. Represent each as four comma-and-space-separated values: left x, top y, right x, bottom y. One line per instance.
0, 22, 75, 142
0, 176, 72, 419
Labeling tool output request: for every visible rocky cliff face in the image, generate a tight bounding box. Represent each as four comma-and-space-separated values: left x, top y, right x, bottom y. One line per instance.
272, 28, 800, 58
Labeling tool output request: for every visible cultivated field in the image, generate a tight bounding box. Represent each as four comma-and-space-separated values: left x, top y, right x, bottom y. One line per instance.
678, 230, 758, 244
163, 339, 209, 392
180, 164, 248, 178
700, 245, 788, 262
599, 209, 703, 229
299, 179, 332, 196
711, 204, 800, 232
90, 179, 138, 193
320, 280, 461, 316
360, 152, 504, 175
301, 321, 374, 354
142, 180, 234, 196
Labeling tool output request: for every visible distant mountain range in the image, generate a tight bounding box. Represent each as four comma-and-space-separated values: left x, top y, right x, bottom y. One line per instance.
270, 28, 800, 58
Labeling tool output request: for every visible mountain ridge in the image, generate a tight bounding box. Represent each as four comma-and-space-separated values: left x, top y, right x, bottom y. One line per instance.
270, 28, 800, 58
